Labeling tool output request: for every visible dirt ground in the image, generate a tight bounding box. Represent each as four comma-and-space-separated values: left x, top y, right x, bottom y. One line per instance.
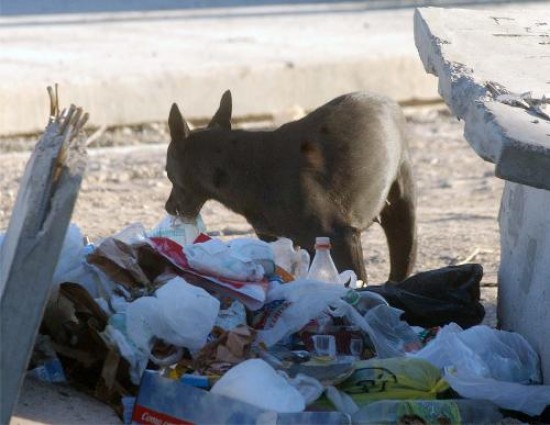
0, 105, 503, 324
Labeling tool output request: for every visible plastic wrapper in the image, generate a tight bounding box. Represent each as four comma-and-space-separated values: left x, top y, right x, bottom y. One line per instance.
337, 357, 448, 405
125, 276, 220, 356
148, 214, 206, 247
414, 323, 550, 415
362, 304, 422, 357
210, 359, 306, 413
254, 280, 349, 347
269, 237, 311, 279
151, 236, 268, 310
185, 237, 274, 281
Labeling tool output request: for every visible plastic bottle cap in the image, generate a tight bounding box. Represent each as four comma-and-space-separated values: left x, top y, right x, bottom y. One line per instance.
315, 237, 331, 248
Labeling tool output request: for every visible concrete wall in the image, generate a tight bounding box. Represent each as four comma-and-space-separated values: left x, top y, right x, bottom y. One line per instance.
498, 181, 550, 381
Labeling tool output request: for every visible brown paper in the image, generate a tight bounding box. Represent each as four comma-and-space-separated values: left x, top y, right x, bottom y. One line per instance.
192, 325, 257, 375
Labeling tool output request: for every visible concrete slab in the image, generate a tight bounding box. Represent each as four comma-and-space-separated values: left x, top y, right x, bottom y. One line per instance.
415, 6, 550, 383
0, 102, 88, 422
415, 6, 550, 190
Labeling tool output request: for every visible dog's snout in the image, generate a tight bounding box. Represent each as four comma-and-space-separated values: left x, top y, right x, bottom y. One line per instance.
165, 190, 177, 215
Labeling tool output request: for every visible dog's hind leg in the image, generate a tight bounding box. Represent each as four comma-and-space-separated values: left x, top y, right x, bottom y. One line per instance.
380, 158, 417, 282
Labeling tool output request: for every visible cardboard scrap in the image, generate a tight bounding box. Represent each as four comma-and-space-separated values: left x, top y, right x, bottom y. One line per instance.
192, 325, 257, 375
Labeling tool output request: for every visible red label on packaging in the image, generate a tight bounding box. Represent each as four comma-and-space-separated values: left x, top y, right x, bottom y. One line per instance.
132, 404, 194, 425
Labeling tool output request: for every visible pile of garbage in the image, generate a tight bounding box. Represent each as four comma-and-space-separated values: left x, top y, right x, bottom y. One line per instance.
15, 214, 550, 424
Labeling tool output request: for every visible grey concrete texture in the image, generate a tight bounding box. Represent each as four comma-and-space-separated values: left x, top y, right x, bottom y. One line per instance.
0, 108, 88, 423
415, 6, 550, 190
0, 3, 442, 136
499, 181, 550, 382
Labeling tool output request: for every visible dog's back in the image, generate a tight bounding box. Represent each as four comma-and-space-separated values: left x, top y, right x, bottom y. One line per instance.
165, 91, 416, 282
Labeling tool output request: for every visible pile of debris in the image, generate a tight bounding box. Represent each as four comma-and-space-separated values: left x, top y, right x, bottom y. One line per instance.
13, 214, 550, 424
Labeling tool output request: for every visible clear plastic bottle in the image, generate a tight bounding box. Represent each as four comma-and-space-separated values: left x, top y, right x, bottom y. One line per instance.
306, 237, 341, 284
343, 289, 389, 315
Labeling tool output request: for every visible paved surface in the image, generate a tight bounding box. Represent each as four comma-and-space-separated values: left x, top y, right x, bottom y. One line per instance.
2, 2, 548, 136
415, 6, 550, 190
0, 3, 438, 136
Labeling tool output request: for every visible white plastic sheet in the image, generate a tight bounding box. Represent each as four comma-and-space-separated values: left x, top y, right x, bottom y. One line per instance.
255, 280, 348, 347
414, 324, 550, 415
210, 359, 306, 413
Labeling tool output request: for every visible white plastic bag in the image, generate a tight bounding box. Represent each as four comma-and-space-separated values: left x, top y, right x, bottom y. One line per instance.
255, 280, 349, 347
363, 304, 422, 357
210, 359, 305, 413
124, 276, 220, 375
185, 238, 273, 281
49, 224, 116, 300
328, 300, 422, 359
119, 277, 220, 383
51, 223, 85, 285
414, 324, 550, 415
287, 373, 324, 405
444, 371, 550, 416
325, 386, 359, 416
148, 214, 206, 246
269, 237, 310, 278
153, 278, 220, 348
414, 324, 541, 383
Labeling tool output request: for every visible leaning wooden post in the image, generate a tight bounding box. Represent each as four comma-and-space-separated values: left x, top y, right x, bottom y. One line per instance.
0, 87, 88, 424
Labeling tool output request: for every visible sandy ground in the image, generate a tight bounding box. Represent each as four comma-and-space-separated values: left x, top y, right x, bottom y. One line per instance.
1, 105, 504, 423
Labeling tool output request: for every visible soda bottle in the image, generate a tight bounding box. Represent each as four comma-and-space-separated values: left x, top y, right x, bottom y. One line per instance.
307, 237, 341, 284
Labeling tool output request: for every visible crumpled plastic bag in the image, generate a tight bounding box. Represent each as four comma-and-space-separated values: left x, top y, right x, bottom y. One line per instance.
414, 324, 540, 384
126, 276, 219, 350
254, 280, 349, 347
337, 357, 448, 405
443, 371, 550, 417
210, 359, 306, 413
118, 276, 220, 383
363, 304, 422, 357
269, 237, 310, 279
184, 238, 274, 281
47, 224, 115, 300
287, 373, 324, 406
414, 323, 550, 415
325, 386, 359, 416
148, 214, 206, 247
365, 263, 485, 328
51, 224, 86, 285
329, 300, 420, 359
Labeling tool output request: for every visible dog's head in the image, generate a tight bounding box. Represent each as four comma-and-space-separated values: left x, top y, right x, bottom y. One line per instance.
165, 90, 232, 220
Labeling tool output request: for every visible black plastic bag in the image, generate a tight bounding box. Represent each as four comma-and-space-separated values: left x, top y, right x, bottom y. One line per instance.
362, 263, 485, 329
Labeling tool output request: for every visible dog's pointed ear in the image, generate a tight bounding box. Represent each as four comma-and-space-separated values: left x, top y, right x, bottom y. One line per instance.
208, 90, 232, 130
169, 103, 190, 142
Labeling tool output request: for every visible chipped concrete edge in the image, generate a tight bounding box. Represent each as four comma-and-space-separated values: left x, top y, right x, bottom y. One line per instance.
414, 8, 500, 161
414, 7, 550, 191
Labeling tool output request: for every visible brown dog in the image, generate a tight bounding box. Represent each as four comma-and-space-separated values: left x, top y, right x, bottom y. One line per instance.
165, 91, 416, 282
